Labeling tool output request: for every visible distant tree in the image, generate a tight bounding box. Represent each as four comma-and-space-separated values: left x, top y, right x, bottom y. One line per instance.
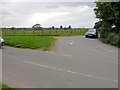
11, 27, 15, 30
60, 25, 63, 29
52, 26, 55, 30
32, 24, 42, 30
68, 25, 72, 29
64, 27, 67, 30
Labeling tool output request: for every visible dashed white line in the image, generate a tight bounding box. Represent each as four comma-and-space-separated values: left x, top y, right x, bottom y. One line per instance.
110, 50, 114, 53
70, 42, 73, 45
66, 70, 77, 74
62, 54, 72, 57
46, 51, 56, 55
97, 44, 116, 53
68, 40, 73, 45
23, 61, 118, 83
91, 48, 116, 60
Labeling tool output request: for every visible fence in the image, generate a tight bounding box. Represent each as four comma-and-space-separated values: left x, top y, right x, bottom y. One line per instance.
2, 29, 87, 36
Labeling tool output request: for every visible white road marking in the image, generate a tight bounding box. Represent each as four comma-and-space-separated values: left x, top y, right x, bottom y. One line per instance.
62, 54, 72, 57
68, 40, 73, 45
97, 44, 115, 53
46, 51, 73, 57
66, 70, 77, 74
23, 61, 118, 83
110, 50, 113, 53
70, 42, 73, 45
91, 48, 116, 60
46, 51, 56, 55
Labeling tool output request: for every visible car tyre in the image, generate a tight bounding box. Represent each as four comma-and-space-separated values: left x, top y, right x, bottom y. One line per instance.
85, 35, 88, 38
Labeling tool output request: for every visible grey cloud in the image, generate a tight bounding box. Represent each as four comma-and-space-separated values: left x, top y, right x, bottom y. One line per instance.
1, 2, 96, 28
2, 2, 95, 14
41, 6, 95, 28
1, 0, 95, 2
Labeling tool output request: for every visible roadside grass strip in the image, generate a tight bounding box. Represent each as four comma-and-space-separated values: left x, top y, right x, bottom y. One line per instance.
3, 36, 56, 51
0, 83, 15, 90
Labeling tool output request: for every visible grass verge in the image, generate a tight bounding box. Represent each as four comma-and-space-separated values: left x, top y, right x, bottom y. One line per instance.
0, 83, 15, 90
0, 83, 2, 90
3, 36, 56, 51
99, 32, 120, 48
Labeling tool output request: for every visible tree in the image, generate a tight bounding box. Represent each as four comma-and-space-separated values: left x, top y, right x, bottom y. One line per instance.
68, 25, 72, 29
94, 21, 103, 30
64, 27, 67, 30
60, 25, 63, 29
11, 27, 15, 30
32, 24, 42, 30
94, 2, 120, 33
52, 26, 55, 30
94, 2, 120, 47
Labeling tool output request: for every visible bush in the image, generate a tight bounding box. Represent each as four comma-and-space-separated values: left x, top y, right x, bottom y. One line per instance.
108, 33, 118, 46
100, 32, 119, 47
99, 26, 108, 38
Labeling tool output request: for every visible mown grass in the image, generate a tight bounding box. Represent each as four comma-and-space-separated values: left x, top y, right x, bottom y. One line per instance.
0, 83, 15, 90
2, 29, 87, 36
3, 36, 56, 51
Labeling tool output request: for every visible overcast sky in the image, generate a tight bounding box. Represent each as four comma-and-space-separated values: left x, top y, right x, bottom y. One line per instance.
0, 0, 97, 28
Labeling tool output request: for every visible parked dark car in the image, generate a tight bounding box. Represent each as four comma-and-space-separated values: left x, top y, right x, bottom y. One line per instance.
85, 29, 98, 38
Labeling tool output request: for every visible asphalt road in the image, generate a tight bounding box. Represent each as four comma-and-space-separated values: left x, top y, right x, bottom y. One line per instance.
2, 36, 118, 88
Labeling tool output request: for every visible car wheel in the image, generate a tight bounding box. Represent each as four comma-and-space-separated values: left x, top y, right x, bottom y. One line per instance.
96, 35, 98, 38
85, 35, 88, 38
2, 42, 4, 46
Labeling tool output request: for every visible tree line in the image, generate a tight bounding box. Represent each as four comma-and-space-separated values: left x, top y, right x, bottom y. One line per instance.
2, 24, 72, 30
32, 24, 72, 30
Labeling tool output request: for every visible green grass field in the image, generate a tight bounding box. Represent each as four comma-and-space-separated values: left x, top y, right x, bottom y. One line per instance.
3, 36, 56, 51
2, 29, 87, 36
